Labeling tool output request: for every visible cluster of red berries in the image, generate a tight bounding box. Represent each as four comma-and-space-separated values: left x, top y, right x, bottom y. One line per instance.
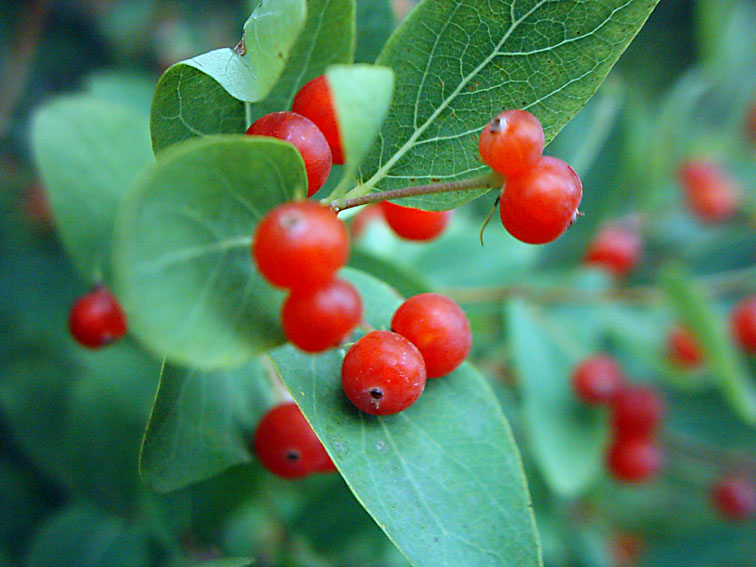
571, 355, 665, 483
666, 294, 756, 369
341, 293, 471, 415
478, 109, 583, 245
252, 402, 336, 479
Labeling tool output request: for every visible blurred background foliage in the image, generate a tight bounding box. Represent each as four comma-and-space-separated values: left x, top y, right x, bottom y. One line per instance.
1, 0, 755, 566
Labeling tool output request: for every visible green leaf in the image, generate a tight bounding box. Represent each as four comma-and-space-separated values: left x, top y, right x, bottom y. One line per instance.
355, 0, 660, 210
140, 359, 275, 493
25, 506, 151, 567
507, 299, 606, 497
326, 64, 394, 191
659, 264, 756, 426
247, 0, 356, 121
31, 95, 153, 281
113, 135, 306, 370
348, 249, 433, 298
83, 70, 156, 114
193, 560, 254, 567
150, 0, 354, 154
355, 0, 394, 63
270, 269, 541, 567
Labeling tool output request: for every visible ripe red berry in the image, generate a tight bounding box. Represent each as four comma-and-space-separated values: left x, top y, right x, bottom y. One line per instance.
677, 160, 740, 223
252, 201, 349, 291
380, 201, 452, 241
478, 109, 545, 177
68, 285, 127, 349
292, 75, 344, 165
253, 402, 335, 479
572, 355, 626, 406
390, 293, 471, 378
610, 385, 665, 439
282, 278, 362, 353
667, 325, 703, 368
710, 475, 756, 521
499, 156, 582, 245
584, 224, 643, 278
341, 330, 426, 416
730, 296, 756, 354
606, 437, 663, 483
246, 111, 332, 196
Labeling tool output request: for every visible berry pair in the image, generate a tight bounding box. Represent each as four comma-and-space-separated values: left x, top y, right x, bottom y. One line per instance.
253, 201, 362, 353
246, 76, 343, 197
572, 355, 665, 483
478, 109, 583, 245
253, 402, 336, 479
69, 285, 128, 349
341, 293, 471, 415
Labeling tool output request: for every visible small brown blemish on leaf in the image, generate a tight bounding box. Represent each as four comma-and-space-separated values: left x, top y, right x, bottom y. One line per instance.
234, 37, 246, 56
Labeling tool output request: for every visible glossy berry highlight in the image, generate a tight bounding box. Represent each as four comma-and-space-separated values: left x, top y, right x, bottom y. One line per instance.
246, 111, 332, 196
710, 475, 756, 521
499, 156, 582, 244
380, 201, 452, 241
68, 285, 127, 349
606, 437, 663, 483
667, 325, 703, 368
253, 402, 335, 479
572, 355, 625, 406
253, 201, 349, 291
282, 278, 362, 353
478, 109, 545, 177
610, 385, 665, 439
391, 293, 471, 378
292, 75, 344, 164
677, 160, 740, 223
584, 223, 643, 278
730, 296, 756, 354
341, 330, 426, 416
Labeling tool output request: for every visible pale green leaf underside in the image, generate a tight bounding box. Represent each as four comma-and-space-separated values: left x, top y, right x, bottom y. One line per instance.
140, 359, 275, 492
507, 300, 605, 497
358, 0, 660, 210
271, 270, 541, 567
659, 265, 756, 426
31, 96, 153, 281
113, 135, 307, 370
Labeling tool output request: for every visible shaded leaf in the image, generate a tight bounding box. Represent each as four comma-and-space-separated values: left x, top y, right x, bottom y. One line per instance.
113, 136, 306, 369
355, 0, 394, 63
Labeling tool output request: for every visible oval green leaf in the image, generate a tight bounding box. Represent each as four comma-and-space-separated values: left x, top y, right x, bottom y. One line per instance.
507, 299, 606, 497
139, 358, 275, 493
355, 0, 660, 210
31, 95, 153, 281
270, 269, 541, 567
113, 136, 307, 369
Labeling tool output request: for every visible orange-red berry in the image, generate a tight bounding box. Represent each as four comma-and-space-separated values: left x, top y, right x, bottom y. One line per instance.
478, 109, 545, 177
292, 75, 344, 164
68, 285, 127, 349
380, 201, 452, 241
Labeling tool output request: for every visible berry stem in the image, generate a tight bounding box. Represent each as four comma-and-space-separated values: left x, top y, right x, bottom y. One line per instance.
328, 173, 501, 213
664, 431, 756, 475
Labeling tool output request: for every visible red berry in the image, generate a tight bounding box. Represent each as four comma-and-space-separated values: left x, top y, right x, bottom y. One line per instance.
571, 355, 625, 406
253, 402, 335, 479
730, 296, 756, 354
380, 201, 452, 241
246, 111, 332, 196
499, 156, 582, 245
584, 224, 642, 278
292, 75, 344, 165
68, 285, 127, 349
610, 385, 665, 439
478, 109, 545, 177
677, 160, 740, 223
390, 293, 471, 378
710, 475, 756, 521
252, 201, 349, 291
606, 437, 663, 483
667, 325, 703, 368
341, 330, 426, 415
282, 278, 362, 353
